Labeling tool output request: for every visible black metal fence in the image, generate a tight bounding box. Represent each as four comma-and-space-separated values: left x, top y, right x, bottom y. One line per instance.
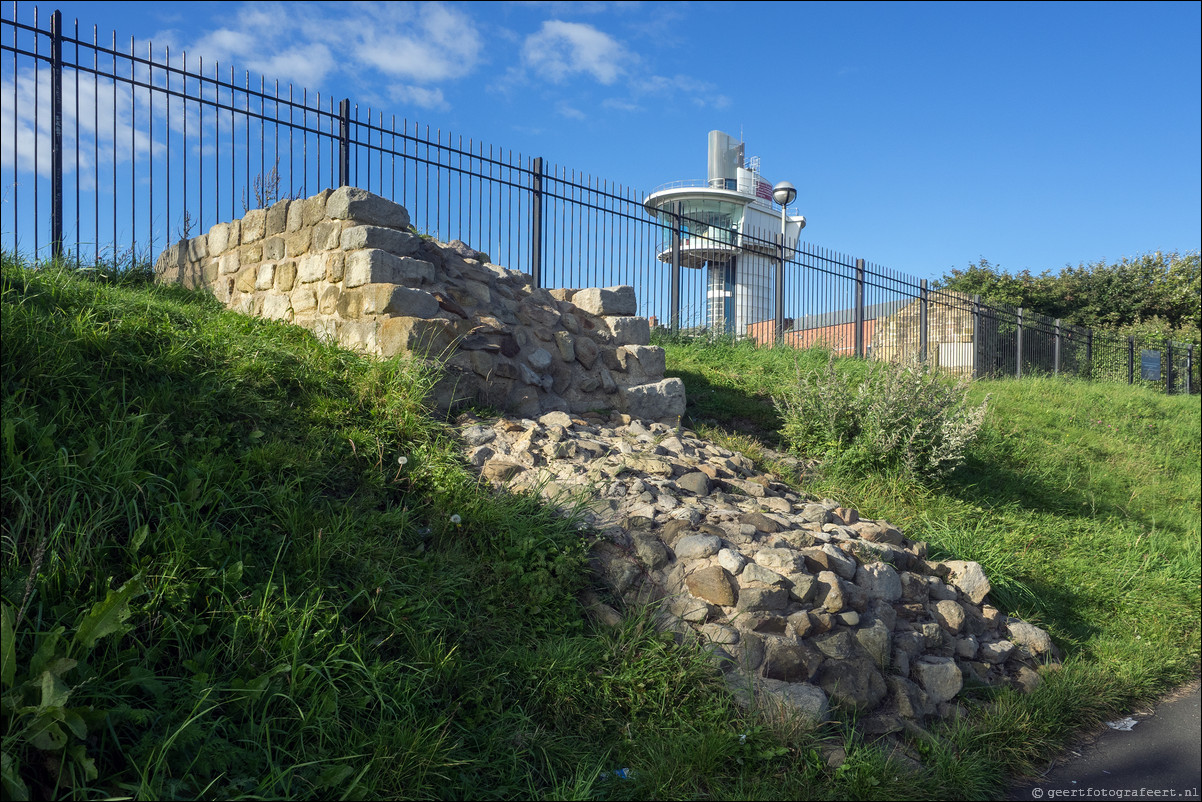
2, 5, 1196, 393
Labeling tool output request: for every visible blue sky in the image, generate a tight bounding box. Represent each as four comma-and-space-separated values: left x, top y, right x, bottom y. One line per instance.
15, 0, 1202, 282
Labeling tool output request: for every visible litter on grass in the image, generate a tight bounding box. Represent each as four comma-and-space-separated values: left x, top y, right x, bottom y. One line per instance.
1105, 717, 1139, 731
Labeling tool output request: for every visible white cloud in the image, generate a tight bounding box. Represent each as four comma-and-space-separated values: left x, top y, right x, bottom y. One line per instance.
390, 85, 450, 112
522, 21, 629, 85
155, 2, 481, 105
556, 102, 587, 120
601, 98, 641, 112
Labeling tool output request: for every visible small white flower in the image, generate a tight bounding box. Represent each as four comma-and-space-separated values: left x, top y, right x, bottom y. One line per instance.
450, 514, 462, 526
397, 456, 408, 466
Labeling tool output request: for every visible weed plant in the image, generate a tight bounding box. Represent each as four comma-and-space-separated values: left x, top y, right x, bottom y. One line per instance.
772, 355, 989, 480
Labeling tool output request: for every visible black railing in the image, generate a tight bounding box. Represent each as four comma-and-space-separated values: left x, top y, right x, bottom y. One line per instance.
2, 5, 1196, 393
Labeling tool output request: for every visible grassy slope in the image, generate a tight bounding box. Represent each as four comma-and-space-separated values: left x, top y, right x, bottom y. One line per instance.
663, 333, 1201, 779
2, 259, 1198, 800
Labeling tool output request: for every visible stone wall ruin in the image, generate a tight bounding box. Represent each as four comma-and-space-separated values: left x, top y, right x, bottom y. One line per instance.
154, 187, 686, 421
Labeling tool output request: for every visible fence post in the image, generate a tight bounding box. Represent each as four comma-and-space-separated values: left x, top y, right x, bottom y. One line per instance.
530, 156, 543, 289
853, 258, 866, 359
1085, 329, 1093, 379
1016, 307, 1024, 379
774, 234, 785, 344
1165, 340, 1174, 394
668, 202, 682, 330
1187, 346, 1194, 395
971, 295, 981, 379
1053, 318, 1062, 376
338, 99, 351, 188
918, 279, 928, 364
1127, 336, 1135, 384
50, 10, 64, 260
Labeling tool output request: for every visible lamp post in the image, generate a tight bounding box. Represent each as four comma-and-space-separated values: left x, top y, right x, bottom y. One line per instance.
771, 181, 797, 344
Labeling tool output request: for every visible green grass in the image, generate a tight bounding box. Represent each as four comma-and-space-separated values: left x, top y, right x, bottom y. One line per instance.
2, 257, 1198, 800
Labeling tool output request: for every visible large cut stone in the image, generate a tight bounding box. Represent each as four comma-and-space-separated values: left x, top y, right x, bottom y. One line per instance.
359, 285, 440, 318
621, 379, 686, 421
606, 316, 651, 345
378, 316, 456, 357
573, 285, 637, 316
345, 249, 434, 288
327, 187, 410, 229
341, 225, 422, 255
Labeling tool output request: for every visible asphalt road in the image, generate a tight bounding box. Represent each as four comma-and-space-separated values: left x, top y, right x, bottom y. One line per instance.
1007, 677, 1201, 801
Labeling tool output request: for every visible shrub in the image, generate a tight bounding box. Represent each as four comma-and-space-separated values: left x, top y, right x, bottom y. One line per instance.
772, 356, 989, 479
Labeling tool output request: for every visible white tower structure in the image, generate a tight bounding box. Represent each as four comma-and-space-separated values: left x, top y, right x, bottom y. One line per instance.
644, 131, 806, 336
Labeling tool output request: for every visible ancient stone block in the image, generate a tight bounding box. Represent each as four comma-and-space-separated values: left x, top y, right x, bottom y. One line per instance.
241, 209, 266, 243
312, 220, 342, 251
275, 261, 297, 292
286, 200, 304, 232
207, 221, 234, 255
318, 286, 340, 315
261, 294, 292, 321
357, 284, 440, 318
263, 237, 285, 261
302, 189, 332, 226
220, 251, 241, 275
378, 316, 456, 357
606, 316, 651, 346
340, 224, 421, 255
573, 285, 637, 316
344, 249, 434, 288
291, 287, 317, 315
327, 186, 410, 229
285, 230, 310, 258
266, 200, 290, 236
255, 263, 276, 291
621, 378, 686, 421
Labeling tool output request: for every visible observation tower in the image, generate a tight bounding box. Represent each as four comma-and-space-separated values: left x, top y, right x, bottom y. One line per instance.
644, 131, 806, 335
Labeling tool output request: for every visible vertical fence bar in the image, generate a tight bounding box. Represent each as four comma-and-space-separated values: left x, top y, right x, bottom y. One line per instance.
1127, 336, 1135, 385
1165, 340, 1174, 394
529, 156, 543, 288
50, 10, 63, 259
1053, 319, 1062, 376
1085, 329, 1093, 379
1016, 307, 1024, 378
774, 234, 785, 343
670, 202, 681, 331
853, 258, 865, 358
918, 279, 928, 364
971, 295, 981, 379
338, 98, 350, 187
1187, 346, 1194, 395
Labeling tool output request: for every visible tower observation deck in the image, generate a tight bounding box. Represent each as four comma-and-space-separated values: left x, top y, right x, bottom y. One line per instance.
643, 131, 806, 335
